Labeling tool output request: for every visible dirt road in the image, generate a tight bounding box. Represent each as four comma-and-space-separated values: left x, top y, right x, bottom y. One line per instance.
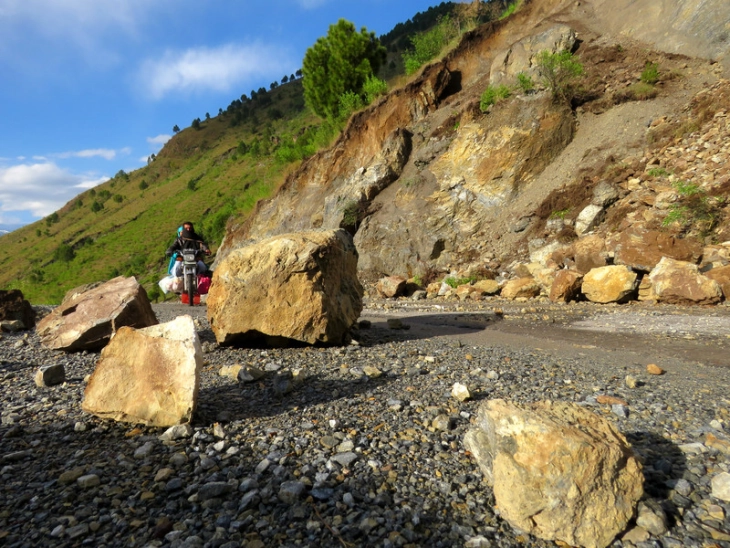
359, 299, 730, 374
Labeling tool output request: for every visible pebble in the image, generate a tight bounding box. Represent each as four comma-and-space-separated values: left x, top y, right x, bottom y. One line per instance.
711, 472, 730, 502
452, 382, 471, 402
0, 302, 727, 548
646, 363, 665, 375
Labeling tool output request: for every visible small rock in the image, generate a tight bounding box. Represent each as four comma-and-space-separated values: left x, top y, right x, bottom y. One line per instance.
646, 363, 665, 375
432, 414, 452, 431
612, 404, 629, 418
387, 318, 409, 330
59, 467, 85, 484
238, 365, 265, 382
154, 468, 174, 482
636, 501, 668, 536
331, 452, 358, 467
197, 481, 233, 501
451, 382, 471, 402
279, 481, 306, 504
622, 526, 650, 544
625, 375, 638, 388
134, 441, 155, 459
596, 395, 628, 406
77, 474, 100, 488
212, 423, 225, 439
362, 366, 382, 378
34, 364, 66, 387
711, 472, 730, 502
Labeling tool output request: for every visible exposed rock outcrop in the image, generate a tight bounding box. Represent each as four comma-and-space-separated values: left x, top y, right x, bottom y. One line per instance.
208, 229, 362, 346
464, 399, 643, 548
82, 315, 202, 427
489, 24, 577, 86
36, 277, 158, 352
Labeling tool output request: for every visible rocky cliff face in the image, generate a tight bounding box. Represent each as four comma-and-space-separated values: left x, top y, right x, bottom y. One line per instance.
219, 0, 730, 285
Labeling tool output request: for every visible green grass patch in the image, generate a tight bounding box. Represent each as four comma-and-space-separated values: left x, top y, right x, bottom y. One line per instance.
480, 84, 511, 112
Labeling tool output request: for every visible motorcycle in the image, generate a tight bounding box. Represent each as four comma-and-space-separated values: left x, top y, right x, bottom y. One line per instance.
181, 248, 202, 306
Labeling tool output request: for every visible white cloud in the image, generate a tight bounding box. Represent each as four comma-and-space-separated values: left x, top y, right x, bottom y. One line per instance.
55, 148, 119, 161
0, 162, 105, 217
138, 43, 295, 100
147, 134, 171, 146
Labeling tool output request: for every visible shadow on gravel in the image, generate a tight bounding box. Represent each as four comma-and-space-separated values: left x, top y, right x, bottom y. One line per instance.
626, 430, 687, 523
195, 374, 395, 425
358, 313, 502, 345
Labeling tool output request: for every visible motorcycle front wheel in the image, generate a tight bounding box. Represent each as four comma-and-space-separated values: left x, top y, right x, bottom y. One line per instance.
186, 272, 195, 306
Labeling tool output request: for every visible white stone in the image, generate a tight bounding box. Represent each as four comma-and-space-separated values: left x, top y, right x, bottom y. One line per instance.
711, 472, 730, 502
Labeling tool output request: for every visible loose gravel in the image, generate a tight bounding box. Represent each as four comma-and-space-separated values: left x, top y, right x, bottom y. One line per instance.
0, 301, 729, 548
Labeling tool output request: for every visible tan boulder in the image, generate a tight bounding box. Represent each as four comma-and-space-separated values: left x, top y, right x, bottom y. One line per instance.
611, 228, 702, 272
549, 270, 584, 303
472, 279, 500, 296
455, 284, 475, 301
501, 277, 541, 300
705, 264, 730, 299
574, 235, 607, 274
426, 282, 441, 298
207, 229, 363, 346
700, 244, 730, 270
648, 257, 722, 305
376, 276, 407, 298
464, 399, 643, 548
532, 266, 558, 293
582, 266, 638, 304
37, 277, 157, 352
575, 204, 605, 236
82, 315, 202, 427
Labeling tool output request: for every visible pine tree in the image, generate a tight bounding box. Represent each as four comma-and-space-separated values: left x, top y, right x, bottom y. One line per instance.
302, 19, 386, 120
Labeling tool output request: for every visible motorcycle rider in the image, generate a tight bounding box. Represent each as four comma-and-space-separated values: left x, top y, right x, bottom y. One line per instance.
166, 221, 211, 275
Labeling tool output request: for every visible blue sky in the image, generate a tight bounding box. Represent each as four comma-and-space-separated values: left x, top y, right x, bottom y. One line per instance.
0, 0, 448, 232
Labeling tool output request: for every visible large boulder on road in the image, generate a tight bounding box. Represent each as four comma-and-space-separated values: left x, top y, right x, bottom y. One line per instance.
36, 276, 158, 352
207, 229, 363, 346
582, 265, 638, 304
82, 315, 202, 427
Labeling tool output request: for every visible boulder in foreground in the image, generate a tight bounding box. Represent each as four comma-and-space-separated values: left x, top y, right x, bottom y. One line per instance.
464, 399, 643, 548
36, 277, 157, 352
207, 229, 363, 346
82, 315, 202, 427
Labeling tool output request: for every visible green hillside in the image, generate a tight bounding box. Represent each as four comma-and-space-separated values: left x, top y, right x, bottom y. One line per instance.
0, 1, 504, 304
